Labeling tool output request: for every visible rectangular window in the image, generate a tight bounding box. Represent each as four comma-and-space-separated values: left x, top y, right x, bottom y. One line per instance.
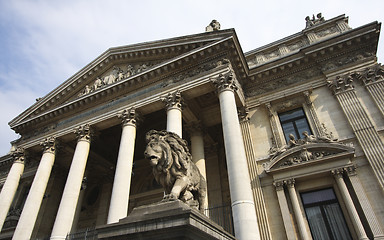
301, 188, 352, 240
278, 108, 312, 143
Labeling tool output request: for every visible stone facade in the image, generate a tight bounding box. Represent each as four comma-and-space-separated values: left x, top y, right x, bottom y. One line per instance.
0, 14, 384, 240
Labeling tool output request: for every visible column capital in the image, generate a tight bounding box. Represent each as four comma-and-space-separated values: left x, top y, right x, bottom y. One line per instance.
40, 136, 57, 154
344, 165, 357, 176
265, 102, 274, 117
211, 70, 238, 93
273, 180, 285, 191
11, 147, 25, 163
238, 106, 250, 122
303, 90, 313, 106
359, 65, 384, 86
331, 168, 344, 178
284, 178, 295, 188
74, 124, 92, 142
118, 107, 140, 127
161, 90, 185, 110
327, 74, 355, 94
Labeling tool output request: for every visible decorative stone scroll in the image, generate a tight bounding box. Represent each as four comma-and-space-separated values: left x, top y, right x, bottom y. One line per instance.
74, 124, 92, 142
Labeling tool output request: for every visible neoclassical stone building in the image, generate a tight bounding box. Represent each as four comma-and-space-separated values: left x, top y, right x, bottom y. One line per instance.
1, 14, 384, 240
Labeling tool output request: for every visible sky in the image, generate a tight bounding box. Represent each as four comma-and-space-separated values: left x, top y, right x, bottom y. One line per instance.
0, 0, 383, 156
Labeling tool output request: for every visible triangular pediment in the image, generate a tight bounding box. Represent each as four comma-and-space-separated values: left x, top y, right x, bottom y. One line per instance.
9, 29, 245, 135
265, 142, 355, 173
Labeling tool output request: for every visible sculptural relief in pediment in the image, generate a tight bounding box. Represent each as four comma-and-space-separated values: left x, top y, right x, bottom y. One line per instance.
264, 132, 354, 172
76, 61, 160, 99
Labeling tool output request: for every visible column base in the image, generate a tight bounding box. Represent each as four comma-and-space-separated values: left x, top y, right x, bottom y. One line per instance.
97, 200, 235, 240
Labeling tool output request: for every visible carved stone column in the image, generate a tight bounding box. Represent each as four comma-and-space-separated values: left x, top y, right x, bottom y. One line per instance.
185, 122, 208, 210
331, 168, 368, 240
13, 137, 57, 240
162, 90, 184, 138
211, 71, 260, 240
328, 74, 384, 190
71, 176, 87, 233
285, 179, 310, 240
358, 65, 384, 117
0, 148, 25, 231
50, 124, 92, 240
273, 181, 296, 240
344, 166, 384, 239
239, 108, 272, 240
108, 108, 139, 224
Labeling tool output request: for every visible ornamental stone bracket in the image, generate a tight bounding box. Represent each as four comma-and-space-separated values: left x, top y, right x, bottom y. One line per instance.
264, 142, 354, 173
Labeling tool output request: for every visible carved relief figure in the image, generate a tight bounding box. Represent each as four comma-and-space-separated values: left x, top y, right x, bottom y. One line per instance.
76, 62, 157, 98
93, 77, 104, 90
104, 66, 120, 85
125, 64, 135, 78
144, 130, 207, 212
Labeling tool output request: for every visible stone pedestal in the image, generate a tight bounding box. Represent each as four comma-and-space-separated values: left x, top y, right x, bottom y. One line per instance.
97, 200, 235, 240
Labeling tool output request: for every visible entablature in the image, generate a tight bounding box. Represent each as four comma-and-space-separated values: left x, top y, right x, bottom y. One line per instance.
243, 17, 380, 98
9, 29, 249, 135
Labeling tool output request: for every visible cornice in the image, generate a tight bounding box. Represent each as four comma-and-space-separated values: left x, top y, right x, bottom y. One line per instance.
243, 21, 380, 98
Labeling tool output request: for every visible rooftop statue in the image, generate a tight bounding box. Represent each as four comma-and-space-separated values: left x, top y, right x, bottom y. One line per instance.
205, 20, 221, 32
144, 130, 207, 212
305, 13, 325, 28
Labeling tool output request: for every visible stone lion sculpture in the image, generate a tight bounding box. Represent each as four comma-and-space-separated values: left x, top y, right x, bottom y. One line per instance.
144, 130, 207, 212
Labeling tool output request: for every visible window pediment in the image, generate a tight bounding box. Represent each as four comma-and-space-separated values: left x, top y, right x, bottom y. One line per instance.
265, 142, 354, 173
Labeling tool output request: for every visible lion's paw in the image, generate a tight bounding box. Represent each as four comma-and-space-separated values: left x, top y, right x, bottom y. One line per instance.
162, 194, 178, 201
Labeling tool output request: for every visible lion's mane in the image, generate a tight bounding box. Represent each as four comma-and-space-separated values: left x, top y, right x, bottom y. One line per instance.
145, 130, 207, 211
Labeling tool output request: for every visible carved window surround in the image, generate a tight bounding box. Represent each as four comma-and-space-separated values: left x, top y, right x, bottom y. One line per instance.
265, 91, 323, 149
